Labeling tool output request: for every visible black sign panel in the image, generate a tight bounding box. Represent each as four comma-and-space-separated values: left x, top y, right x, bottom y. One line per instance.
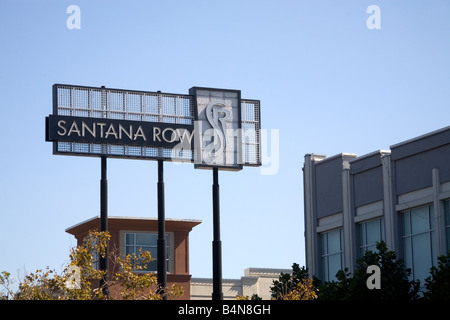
46, 115, 195, 149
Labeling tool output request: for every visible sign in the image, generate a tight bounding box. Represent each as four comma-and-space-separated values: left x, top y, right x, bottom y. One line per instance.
45, 84, 262, 300
46, 115, 193, 149
190, 87, 242, 170
46, 84, 261, 169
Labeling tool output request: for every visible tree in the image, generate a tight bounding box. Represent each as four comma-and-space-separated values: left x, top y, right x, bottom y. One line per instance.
236, 293, 262, 300
0, 231, 182, 300
314, 269, 352, 300
0, 271, 14, 300
423, 254, 450, 300
270, 263, 318, 300
280, 278, 318, 300
317, 241, 421, 300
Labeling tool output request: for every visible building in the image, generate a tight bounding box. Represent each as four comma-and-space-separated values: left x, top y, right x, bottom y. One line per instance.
191, 267, 291, 300
66, 216, 287, 300
303, 126, 450, 283
66, 216, 201, 299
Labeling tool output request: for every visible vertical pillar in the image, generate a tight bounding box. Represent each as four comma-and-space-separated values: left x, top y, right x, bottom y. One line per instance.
432, 168, 446, 257
342, 167, 354, 273
382, 153, 397, 252
212, 167, 223, 300
100, 156, 109, 298
157, 160, 167, 299
303, 154, 326, 278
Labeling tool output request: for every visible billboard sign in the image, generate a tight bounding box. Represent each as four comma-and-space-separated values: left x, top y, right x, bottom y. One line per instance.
46, 84, 261, 170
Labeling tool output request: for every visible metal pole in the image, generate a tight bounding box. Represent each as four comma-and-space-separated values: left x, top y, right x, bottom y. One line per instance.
157, 160, 167, 299
212, 167, 223, 300
100, 156, 109, 298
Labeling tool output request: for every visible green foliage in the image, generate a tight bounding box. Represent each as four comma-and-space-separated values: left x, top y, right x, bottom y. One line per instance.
250, 293, 263, 300
270, 263, 318, 300
235, 293, 263, 300
313, 269, 352, 300
423, 254, 450, 300
0, 230, 183, 300
317, 241, 421, 300
268, 242, 449, 300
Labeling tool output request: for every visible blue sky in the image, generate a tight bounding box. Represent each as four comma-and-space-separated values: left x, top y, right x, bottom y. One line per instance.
1, 0, 450, 282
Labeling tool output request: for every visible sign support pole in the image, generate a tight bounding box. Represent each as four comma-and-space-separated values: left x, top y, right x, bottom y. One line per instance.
100, 156, 110, 298
157, 159, 167, 299
212, 167, 223, 300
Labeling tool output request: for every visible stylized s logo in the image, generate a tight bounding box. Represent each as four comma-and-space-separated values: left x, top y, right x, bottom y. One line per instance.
205, 102, 231, 157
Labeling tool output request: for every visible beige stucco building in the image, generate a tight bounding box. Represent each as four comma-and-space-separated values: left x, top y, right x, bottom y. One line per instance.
190, 267, 291, 300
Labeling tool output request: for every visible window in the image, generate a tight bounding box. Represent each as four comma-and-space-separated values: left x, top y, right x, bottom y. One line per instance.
321, 229, 344, 282
92, 250, 99, 270
124, 232, 170, 272
358, 218, 385, 257
402, 205, 437, 282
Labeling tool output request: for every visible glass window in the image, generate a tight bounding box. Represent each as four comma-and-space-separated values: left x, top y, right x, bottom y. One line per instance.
321, 229, 344, 282
358, 218, 385, 257
402, 205, 437, 283
92, 249, 99, 270
411, 206, 432, 234
124, 232, 170, 273
86, 237, 99, 270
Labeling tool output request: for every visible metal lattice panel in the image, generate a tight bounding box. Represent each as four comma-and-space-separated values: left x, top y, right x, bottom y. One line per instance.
55, 85, 194, 123
241, 99, 261, 166
53, 84, 195, 161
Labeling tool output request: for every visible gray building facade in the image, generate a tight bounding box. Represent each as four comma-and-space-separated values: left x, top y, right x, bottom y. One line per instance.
303, 126, 450, 283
